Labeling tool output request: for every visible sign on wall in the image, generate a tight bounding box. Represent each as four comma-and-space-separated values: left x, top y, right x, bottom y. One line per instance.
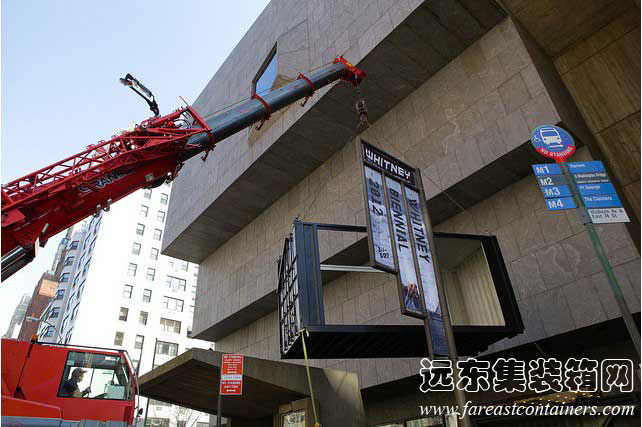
360, 139, 448, 355
220, 353, 243, 395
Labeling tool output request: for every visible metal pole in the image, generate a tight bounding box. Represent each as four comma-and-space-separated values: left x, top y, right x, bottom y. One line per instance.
415, 172, 472, 427
560, 161, 641, 358
143, 338, 158, 427
216, 353, 223, 427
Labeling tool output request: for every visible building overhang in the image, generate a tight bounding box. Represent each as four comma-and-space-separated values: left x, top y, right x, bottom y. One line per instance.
139, 348, 365, 423
162, 0, 506, 262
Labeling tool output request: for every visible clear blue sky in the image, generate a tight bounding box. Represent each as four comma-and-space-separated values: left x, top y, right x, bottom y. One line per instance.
1, 0, 270, 333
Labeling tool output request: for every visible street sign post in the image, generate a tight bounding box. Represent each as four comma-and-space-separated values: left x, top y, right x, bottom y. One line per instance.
217, 353, 244, 427
531, 126, 639, 358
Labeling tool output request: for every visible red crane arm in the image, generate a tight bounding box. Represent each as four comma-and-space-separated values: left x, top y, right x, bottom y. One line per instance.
1, 106, 214, 259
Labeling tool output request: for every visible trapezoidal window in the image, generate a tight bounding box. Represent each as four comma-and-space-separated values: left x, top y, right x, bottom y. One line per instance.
252, 45, 278, 96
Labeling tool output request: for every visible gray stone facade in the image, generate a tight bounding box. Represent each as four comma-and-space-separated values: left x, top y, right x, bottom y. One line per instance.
162, 0, 640, 424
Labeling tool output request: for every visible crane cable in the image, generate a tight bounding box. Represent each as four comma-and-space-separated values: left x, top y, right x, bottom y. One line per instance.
299, 328, 321, 427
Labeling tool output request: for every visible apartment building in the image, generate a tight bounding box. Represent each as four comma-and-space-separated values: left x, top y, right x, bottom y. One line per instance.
37, 184, 211, 427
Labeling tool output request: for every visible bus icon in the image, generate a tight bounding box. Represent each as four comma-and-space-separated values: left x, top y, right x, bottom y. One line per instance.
539, 127, 563, 149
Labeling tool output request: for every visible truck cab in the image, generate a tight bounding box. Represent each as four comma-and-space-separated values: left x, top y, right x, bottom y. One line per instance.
2, 338, 137, 424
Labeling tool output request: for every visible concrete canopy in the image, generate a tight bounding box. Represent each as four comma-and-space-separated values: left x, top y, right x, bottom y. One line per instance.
139, 349, 365, 425
162, 0, 506, 263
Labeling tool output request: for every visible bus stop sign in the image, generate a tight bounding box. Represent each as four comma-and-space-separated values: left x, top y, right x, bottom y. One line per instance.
531, 125, 575, 161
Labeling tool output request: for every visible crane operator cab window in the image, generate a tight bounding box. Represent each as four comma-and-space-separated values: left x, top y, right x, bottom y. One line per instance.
58, 351, 132, 400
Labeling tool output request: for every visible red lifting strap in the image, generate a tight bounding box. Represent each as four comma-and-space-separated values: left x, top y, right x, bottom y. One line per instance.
297, 73, 316, 107
252, 93, 271, 130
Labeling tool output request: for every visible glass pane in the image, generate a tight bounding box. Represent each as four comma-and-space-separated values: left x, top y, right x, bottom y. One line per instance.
255, 52, 278, 95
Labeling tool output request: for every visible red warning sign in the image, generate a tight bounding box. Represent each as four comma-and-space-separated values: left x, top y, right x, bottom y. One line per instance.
220, 354, 243, 395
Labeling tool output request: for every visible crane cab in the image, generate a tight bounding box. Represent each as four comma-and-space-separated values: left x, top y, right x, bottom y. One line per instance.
2, 338, 137, 424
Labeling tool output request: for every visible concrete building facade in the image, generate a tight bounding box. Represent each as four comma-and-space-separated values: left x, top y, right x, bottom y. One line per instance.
148, 1, 640, 426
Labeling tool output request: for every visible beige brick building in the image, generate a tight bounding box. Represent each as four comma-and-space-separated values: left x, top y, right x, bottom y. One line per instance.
141, 1, 640, 426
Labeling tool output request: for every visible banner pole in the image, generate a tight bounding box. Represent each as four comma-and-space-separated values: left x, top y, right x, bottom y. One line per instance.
217, 353, 223, 427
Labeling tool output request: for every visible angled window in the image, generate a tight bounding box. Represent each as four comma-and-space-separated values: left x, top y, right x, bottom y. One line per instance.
150, 247, 159, 260
119, 307, 129, 321
60, 273, 70, 283
157, 211, 165, 222
50, 307, 61, 318
123, 284, 133, 299
43, 326, 54, 338
143, 189, 152, 199
253, 46, 278, 96
160, 193, 168, 205
136, 223, 145, 236
153, 229, 162, 241
69, 240, 79, 250
180, 261, 188, 272
146, 267, 156, 281
143, 289, 152, 303
63, 256, 75, 267
55, 289, 65, 300
139, 205, 149, 217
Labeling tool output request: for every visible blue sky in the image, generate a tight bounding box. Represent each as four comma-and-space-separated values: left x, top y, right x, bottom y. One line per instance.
1, 0, 270, 333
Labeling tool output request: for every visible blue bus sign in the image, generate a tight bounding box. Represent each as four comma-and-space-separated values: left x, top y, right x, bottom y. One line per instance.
531, 126, 575, 161
532, 163, 561, 176
582, 194, 623, 209
546, 197, 576, 210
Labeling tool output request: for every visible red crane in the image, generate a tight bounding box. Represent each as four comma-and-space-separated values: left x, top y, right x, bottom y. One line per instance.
1, 57, 365, 280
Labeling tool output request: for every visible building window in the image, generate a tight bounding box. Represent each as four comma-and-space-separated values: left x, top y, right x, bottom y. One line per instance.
187, 327, 192, 338
69, 240, 79, 250
153, 228, 162, 241
160, 193, 168, 205
253, 46, 278, 96
155, 340, 178, 356
139, 311, 148, 325
63, 256, 75, 267
123, 284, 133, 299
193, 265, 199, 277
134, 335, 145, 350
119, 307, 129, 321
132, 242, 141, 255
180, 261, 188, 272
160, 318, 181, 334
146, 267, 156, 281
114, 332, 124, 346
157, 211, 165, 222
143, 289, 152, 303
165, 276, 186, 291
136, 223, 145, 236
55, 289, 65, 300
60, 273, 70, 283
189, 305, 194, 313
150, 247, 159, 260
144, 189, 152, 199
43, 326, 54, 338
151, 399, 172, 408
127, 263, 137, 277
140, 205, 149, 217
50, 307, 60, 318
162, 296, 184, 312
